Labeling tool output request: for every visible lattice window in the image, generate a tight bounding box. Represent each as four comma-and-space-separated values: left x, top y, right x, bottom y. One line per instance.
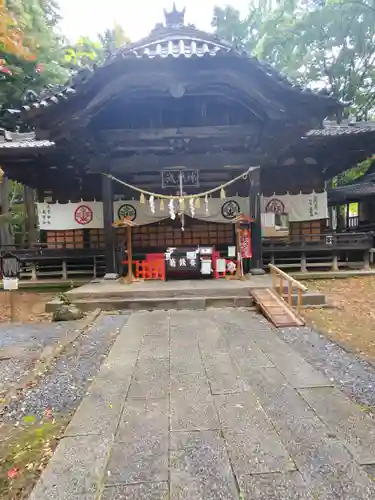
114, 220, 235, 250
46, 230, 84, 249
290, 221, 324, 241
89, 229, 105, 249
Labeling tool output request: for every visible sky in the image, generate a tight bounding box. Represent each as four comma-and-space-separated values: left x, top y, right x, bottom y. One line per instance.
58, 0, 248, 42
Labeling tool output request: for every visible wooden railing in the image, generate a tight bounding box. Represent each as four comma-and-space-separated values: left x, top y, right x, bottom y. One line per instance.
263, 231, 373, 251
269, 263, 307, 313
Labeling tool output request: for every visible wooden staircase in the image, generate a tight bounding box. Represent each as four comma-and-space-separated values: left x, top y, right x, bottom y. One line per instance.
251, 287, 305, 328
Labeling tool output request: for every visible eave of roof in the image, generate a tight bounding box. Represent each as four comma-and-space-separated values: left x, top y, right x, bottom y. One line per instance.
328, 182, 375, 203
306, 120, 375, 137
11, 20, 341, 120
0, 131, 54, 149
3, 120, 375, 151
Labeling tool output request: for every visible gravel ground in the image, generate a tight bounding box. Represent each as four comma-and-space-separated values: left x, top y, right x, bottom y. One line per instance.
279, 326, 375, 410
0, 322, 80, 396
2, 314, 129, 424
0, 322, 77, 351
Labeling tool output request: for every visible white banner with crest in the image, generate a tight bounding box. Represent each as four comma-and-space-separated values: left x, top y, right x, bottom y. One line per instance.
37, 197, 250, 230
37, 193, 328, 230
261, 192, 328, 221
37, 202, 104, 230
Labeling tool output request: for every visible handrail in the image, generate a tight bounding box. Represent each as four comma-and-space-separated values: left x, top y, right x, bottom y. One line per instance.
269, 263, 307, 313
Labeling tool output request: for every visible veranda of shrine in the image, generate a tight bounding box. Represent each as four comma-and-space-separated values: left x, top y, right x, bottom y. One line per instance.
1, 6, 375, 281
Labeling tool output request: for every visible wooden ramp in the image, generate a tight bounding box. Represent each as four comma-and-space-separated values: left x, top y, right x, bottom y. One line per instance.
251, 288, 305, 328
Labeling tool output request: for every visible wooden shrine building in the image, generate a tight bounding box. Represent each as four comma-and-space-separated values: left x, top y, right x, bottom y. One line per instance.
1, 6, 375, 279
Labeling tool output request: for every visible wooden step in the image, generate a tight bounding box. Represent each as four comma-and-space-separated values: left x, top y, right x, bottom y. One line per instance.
250, 287, 305, 328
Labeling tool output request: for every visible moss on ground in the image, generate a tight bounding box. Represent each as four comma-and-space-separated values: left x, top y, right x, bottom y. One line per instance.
0, 419, 66, 499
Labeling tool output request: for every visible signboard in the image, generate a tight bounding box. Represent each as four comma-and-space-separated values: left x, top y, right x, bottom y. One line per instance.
166, 254, 199, 272
162, 170, 199, 188
240, 228, 252, 258
3, 277, 19, 290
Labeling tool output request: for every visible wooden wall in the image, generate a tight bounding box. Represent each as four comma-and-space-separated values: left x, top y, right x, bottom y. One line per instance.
45, 219, 235, 251
261, 164, 325, 196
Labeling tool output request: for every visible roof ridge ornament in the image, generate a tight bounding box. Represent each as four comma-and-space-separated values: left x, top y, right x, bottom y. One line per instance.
164, 2, 186, 27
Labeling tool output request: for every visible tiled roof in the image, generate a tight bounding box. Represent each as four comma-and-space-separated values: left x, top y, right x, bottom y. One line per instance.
12, 12, 341, 118
0, 131, 54, 149
328, 183, 375, 203
2, 120, 375, 152
124, 37, 230, 59
328, 172, 375, 202
306, 121, 375, 137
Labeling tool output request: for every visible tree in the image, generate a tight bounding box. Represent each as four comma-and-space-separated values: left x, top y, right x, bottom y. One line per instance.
64, 24, 130, 70
0, 0, 68, 130
99, 23, 130, 58
212, 0, 375, 119
0, 0, 32, 59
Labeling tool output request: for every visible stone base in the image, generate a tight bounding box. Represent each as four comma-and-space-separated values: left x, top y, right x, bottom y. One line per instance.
103, 273, 119, 280
249, 268, 266, 276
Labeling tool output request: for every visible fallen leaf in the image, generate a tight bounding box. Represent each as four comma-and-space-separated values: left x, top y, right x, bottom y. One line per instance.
7, 468, 19, 479
44, 408, 53, 419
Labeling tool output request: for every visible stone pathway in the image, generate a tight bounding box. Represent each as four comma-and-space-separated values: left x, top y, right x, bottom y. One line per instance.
29, 310, 375, 499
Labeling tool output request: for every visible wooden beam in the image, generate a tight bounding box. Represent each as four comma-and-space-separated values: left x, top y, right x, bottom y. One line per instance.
107, 153, 258, 172
100, 125, 260, 142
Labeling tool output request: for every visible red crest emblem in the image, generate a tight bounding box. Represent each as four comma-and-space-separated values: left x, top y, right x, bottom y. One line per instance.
74, 205, 93, 225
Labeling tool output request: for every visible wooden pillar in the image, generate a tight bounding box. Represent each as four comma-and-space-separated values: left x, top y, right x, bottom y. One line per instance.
102, 175, 117, 279
0, 175, 13, 247
249, 167, 264, 274
346, 203, 350, 229
24, 186, 38, 247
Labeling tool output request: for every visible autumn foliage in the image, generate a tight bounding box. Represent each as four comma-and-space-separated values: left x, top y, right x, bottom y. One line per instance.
0, 0, 33, 60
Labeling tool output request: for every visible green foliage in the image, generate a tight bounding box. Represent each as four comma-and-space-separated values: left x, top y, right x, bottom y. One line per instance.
212, 0, 375, 119
0, 0, 69, 129
212, 0, 375, 182
336, 156, 375, 185
64, 36, 104, 69
64, 25, 130, 70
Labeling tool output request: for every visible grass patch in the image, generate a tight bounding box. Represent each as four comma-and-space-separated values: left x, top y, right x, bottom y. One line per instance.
0, 419, 66, 499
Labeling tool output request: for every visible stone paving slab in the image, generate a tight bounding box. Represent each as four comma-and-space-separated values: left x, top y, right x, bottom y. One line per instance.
242, 366, 317, 420
29, 435, 111, 500
299, 386, 375, 464
170, 372, 219, 431
238, 471, 315, 500
213, 311, 275, 369
215, 393, 295, 474
116, 398, 169, 442
64, 389, 124, 439
170, 430, 238, 500
126, 310, 170, 336
128, 357, 169, 399
201, 352, 248, 394
101, 483, 169, 500
139, 335, 169, 358
194, 314, 230, 354
270, 412, 375, 499
28, 309, 375, 500
251, 327, 332, 388
241, 366, 374, 498
106, 399, 169, 485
